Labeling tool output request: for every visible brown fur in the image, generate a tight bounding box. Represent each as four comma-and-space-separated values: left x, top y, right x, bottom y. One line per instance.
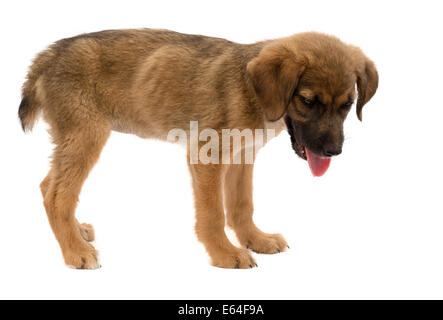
19, 29, 378, 269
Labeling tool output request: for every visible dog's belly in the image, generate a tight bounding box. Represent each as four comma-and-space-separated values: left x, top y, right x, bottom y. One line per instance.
110, 117, 169, 140
110, 113, 287, 157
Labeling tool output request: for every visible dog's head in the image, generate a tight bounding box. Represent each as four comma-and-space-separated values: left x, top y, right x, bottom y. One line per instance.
247, 32, 378, 173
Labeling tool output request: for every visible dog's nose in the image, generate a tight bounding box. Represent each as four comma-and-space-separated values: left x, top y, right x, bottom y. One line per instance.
323, 145, 342, 157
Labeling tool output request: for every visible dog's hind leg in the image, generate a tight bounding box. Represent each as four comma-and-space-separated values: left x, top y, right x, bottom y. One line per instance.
43, 121, 110, 269
40, 169, 53, 198
41, 169, 95, 242
224, 164, 288, 254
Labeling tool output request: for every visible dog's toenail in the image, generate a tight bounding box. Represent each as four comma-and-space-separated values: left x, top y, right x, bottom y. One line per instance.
277, 248, 281, 253
249, 264, 253, 268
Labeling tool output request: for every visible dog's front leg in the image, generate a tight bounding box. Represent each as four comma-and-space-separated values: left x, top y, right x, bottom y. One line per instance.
224, 164, 288, 254
188, 163, 256, 269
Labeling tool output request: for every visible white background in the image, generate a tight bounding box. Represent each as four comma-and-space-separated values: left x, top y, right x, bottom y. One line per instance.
1, 0, 442, 299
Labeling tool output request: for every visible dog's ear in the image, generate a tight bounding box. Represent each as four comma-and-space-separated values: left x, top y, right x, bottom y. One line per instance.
247, 46, 305, 122
351, 47, 379, 121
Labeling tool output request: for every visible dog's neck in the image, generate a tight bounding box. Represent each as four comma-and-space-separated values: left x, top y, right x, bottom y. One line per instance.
263, 117, 287, 138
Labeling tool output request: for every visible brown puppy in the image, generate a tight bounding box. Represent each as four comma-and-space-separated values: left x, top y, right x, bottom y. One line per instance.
19, 29, 378, 269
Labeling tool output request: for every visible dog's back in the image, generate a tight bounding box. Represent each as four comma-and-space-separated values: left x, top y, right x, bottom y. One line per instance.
19, 29, 262, 137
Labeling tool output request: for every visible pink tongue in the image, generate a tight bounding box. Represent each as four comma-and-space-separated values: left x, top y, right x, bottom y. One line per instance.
305, 148, 331, 177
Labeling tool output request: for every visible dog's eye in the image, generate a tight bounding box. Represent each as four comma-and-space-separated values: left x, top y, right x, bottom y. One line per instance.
341, 101, 353, 110
300, 97, 314, 107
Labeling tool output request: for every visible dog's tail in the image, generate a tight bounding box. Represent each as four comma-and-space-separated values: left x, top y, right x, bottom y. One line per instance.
18, 94, 40, 132
19, 48, 55, 132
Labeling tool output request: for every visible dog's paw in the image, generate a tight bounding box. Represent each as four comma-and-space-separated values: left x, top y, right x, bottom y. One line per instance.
243, 231, 288, 254
64, 243, 100, 270
211, 248, 257, 269
78, 223, 95, 242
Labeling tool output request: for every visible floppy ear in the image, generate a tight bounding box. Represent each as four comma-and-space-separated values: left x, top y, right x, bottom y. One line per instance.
247, 46, 305, 121
353, 48, 379, 121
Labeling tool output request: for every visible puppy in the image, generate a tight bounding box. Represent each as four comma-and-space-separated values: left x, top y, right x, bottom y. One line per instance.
19, 29, 378, 269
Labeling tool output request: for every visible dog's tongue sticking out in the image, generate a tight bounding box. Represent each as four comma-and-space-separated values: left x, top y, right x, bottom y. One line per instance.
305, 148, 331, 177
